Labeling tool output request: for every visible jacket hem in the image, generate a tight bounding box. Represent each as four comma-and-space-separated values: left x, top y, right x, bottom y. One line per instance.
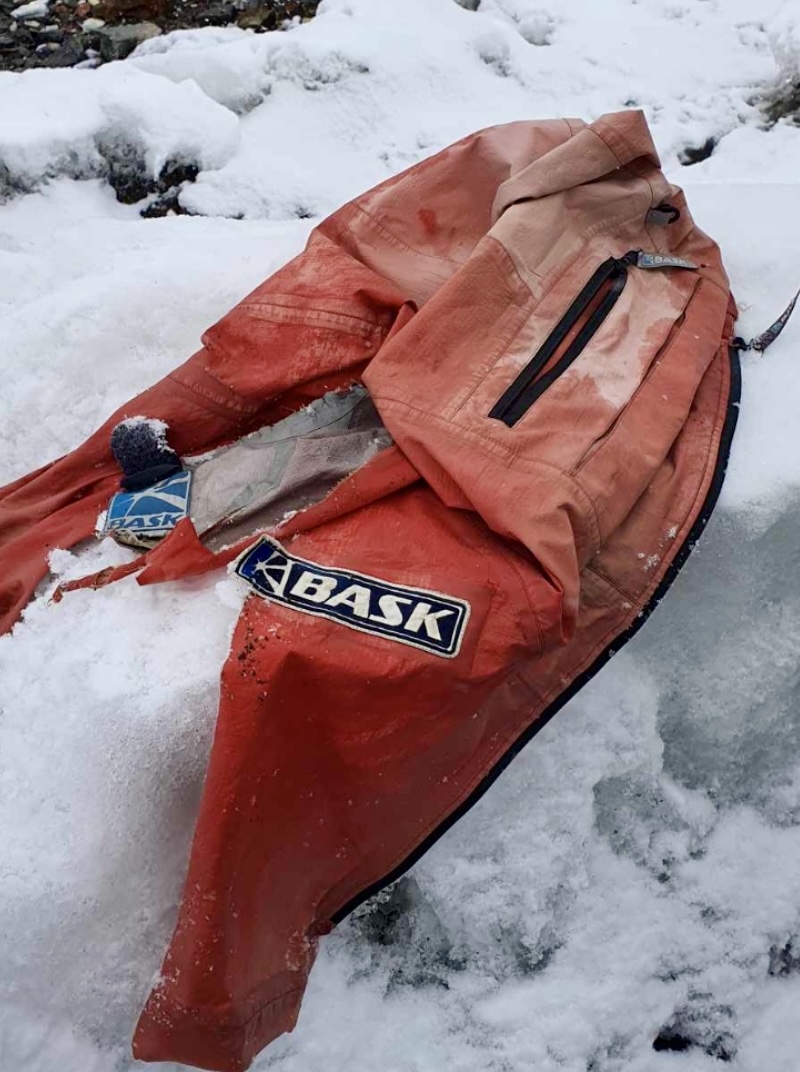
132, 984, 305, 1072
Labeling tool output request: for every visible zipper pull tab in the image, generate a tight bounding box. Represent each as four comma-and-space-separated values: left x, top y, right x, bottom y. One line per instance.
616, 250, 641, 268
636, 252, 698, 271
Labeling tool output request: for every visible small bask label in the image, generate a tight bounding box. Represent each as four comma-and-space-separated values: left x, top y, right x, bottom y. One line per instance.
235, 536, 470, 659
637, 252, 698, 271
104, 470, 192, 537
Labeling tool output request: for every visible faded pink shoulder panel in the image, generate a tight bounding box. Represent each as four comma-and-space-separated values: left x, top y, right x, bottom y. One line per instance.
491, 109, 659, 221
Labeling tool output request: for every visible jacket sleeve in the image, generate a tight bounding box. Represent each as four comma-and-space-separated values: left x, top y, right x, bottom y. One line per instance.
0, 233, 407, 634
0, 118, 577, 635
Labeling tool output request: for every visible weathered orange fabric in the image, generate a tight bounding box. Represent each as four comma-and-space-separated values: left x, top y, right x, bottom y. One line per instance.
0, 112, 739, 1072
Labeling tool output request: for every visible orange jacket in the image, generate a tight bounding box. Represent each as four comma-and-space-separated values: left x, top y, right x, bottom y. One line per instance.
0, 111, 739, 1072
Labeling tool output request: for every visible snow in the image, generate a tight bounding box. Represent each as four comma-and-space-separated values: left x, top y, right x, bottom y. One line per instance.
0, 65, 239, 198
0, 179, 307, 477
770, 4, 800, 84
11, 0, 49, 18
2, 0, 800, 1070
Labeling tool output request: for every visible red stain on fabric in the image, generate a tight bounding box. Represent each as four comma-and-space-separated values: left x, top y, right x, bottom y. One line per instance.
418, 209, 438, 236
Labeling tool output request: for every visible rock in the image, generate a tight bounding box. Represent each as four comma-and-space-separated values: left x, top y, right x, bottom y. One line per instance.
679, 137, 717, 166
95, 19, 159, 60
100, 145, 152, 204
140, 187, 190, 219
35, 24, 64, 40
1, 0, 321, 72
11, 0, 49, 20
11, 27, 34, 46
178, 0, 230, 25
96, 0, 165, 22
39, 34, 82, 63
236, 8, 264, 29
193, 1, 235, 26
764, 79, 800, 126
653, 1000, 736, 1063
159, 160, 199, 189
768, 937, 800, 977
235, 4, 278, 30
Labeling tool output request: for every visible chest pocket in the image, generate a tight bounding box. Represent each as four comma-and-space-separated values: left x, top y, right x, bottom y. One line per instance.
488, 250, 699, 428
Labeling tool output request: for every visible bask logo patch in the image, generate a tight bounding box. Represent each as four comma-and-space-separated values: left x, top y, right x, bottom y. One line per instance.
104, 470, 192, 537
235, 536, 470, 659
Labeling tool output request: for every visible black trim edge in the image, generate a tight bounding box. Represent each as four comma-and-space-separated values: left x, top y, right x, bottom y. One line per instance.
332, 344, 742, 924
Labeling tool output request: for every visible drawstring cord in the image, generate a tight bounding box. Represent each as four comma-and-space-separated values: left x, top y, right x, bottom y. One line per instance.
733, 287, 800, 354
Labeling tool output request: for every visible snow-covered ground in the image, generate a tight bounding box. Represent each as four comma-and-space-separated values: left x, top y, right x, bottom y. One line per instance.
3, 0, 800, 1069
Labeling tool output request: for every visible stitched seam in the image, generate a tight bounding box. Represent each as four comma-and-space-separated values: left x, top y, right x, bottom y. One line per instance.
167, 369, 260, 417
452, 240, 593, 415
585, 344, 729, 603
243, 294, 388, 325
198, 332, 275, 405
567, 470, 602, 555
377, 396, 592, 482
586, 122, 625, 167
486, 233, 540, 291
153, 985, 306, 1040
376, 398, 600, 555
492, 541, 545, 657
582, 563, 633, 602
634, 165, 660, 211
447, 241, 539, 417
448, 305, 532, 416
241, 300, 389, 336
351, 202, 462, 265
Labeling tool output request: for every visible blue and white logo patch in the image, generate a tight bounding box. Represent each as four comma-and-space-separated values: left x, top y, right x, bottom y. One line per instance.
235, 536, 470, 659
104, 470, 192, 538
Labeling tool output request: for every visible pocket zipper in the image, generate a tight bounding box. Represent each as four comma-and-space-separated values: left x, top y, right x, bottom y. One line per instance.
489, 249, 646, 428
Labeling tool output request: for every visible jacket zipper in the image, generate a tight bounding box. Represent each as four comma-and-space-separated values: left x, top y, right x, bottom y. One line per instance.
489, 250, 640, 428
